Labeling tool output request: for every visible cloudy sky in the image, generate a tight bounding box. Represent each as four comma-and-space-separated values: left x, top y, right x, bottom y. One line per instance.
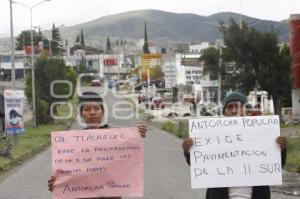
0, 0, 299, 37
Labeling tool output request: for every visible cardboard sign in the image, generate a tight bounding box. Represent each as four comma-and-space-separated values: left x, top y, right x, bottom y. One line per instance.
51, 127, 144, 199
4, 90, 25, 134
189, 116, 282, 188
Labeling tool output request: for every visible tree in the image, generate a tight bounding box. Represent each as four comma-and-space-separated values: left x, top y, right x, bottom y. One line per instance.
222, 19, 257, 94
80, 28, 85, 47
278, 44, 292, 108
51, 23, 62, 55
36, 27, 43, 45
25, 57, 77, 124
222, 19, 292, 115
161, 47, 166, 54
255, 36, 291, 115
42, 39, 50, 51
75, 34, 80, 45
15, 30, 38, 50
200, 47, 221, 80
143, 22, 150, 54
200, 46, 233, 98
106, 36, 112, 54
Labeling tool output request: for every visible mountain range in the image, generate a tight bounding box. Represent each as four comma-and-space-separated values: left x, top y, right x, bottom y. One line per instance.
0, 9, 290, 51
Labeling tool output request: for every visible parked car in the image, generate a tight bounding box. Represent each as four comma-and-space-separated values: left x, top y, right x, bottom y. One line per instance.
146, 97, 165, 110
91, 79, 101, 86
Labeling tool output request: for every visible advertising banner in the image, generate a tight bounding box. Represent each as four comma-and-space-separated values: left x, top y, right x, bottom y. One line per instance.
4, 90, 25, 134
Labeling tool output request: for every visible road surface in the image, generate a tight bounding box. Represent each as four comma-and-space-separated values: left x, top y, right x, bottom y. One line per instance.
0, 88, 205, 199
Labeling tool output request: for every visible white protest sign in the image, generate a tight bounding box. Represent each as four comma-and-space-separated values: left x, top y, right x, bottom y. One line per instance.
189, 115, 282, 188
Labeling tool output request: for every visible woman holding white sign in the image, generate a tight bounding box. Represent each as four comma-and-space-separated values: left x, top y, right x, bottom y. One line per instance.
48, 92, 147, 199
182, 91, 287, 199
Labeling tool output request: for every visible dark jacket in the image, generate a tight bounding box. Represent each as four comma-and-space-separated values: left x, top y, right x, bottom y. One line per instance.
83, 124, 110, 130
184, 149, 287, 199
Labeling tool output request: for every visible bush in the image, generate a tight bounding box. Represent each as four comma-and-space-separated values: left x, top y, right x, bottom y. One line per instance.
144, 113, 154, 121
285, 137, 300, 172
161, 120, 189, 139
161, 121, 177, 135
25, 57, 77, 125
177, 121, 189, 138
36, 99, 50, 125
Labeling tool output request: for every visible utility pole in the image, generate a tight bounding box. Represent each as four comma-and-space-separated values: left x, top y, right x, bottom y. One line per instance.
205, 21, 225, 104
29, 7, 38, 128
217, 39, 223, 105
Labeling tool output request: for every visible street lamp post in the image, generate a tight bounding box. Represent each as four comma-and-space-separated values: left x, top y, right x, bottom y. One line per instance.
13, 0, 51, 128
9, 0, 16, 89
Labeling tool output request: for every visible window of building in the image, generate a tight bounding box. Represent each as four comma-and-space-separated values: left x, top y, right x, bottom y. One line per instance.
3, 56, 11, 62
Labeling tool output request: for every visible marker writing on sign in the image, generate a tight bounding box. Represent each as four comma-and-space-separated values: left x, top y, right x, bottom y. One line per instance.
193, 149, 267, 163
73, 133, 126, 142
194, 134, 243, 146
242, 118, 279, 128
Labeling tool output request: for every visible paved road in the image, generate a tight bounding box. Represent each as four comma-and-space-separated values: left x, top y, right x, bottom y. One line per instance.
0, 88, 205, 199
0, 87, 298, 199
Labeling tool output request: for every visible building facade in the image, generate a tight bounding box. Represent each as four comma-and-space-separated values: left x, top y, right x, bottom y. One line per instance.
0, 50, 27, 80
290, 14, 300, 117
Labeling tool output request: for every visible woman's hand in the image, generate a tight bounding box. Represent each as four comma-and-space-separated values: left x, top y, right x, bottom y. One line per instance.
182, 138, 194, 153
48, 176, 56, 192
137, 124, 147, 138
276, 136, 287, 150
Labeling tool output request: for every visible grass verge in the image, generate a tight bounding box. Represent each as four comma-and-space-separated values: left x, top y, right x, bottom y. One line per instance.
0, 97, 76, 174
280, 123, 300, 129
285, 137, 300, 173
161, 120, 188, 138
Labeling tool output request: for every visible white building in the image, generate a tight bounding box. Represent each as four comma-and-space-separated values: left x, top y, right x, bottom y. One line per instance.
247, 91, 274, 114
189, 42, 210, 53
163, 55, 177, 88
185, 66, 203, 85
0, 50, 27, 80
193, 81, 219, 104
162, 53, 218, 103
65, 52, 130, 78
